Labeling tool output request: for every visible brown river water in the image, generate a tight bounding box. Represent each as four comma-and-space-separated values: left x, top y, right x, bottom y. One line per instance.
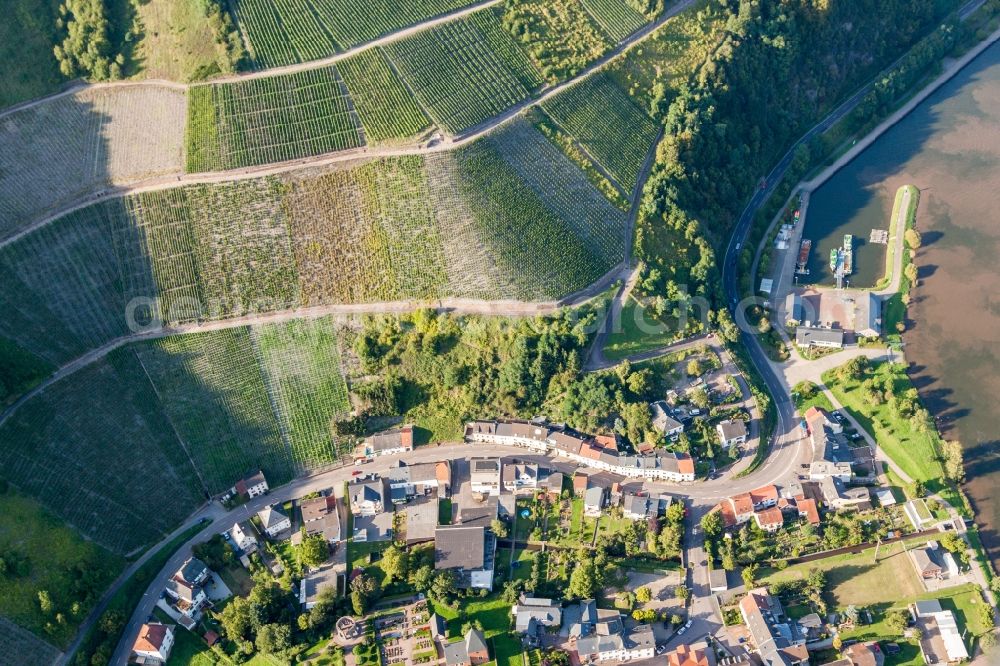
806, 40, 1000, 565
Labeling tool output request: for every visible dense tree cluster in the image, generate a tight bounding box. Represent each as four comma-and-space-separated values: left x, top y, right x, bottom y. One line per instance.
53, 0, 125, 80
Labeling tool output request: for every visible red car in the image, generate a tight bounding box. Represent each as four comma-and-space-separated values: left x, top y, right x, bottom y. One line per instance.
351, 470, 363, 476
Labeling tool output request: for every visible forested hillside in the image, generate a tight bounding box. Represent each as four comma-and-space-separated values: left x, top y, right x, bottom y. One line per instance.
634, 0, 959, 307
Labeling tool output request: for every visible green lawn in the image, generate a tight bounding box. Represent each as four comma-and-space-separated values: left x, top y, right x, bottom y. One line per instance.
431, 595, 512, 639
161, 625, 227, 665
493, 633, 525, 666
822, 361, 959, 507
791, 382, 834, 415
602, 296, 681, 361
439, 499, 453, 525
762, 537, 931, 607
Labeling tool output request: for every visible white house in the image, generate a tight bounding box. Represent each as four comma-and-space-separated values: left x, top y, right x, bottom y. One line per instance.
808, 461, 853, 483
470, 457, 502, 496
584, 487, 605, 517
132, 623, 175, 664
501, 462, 540, 492
236, 470, 268, 498
576, 624, 655, 664
350, 478, 388, 515
362, 425, 414, 458
257, 505, 291, 538
164, 559, 209, 620
717, 419, 748, 447
230, 521, 258, 553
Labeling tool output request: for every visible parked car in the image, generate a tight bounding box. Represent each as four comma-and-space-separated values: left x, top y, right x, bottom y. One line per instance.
352, 470, 363, 476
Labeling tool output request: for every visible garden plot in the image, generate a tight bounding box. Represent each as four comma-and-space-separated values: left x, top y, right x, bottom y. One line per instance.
385, 12, 537, 134
541, 73, 660, 191
580, 0, 648, 42
487, 119, 626, 268
186, 67, 364, 172
133, 327, 295, 494
337, 48, 431, 143
0, 84, 186, 239
228, 0, 480, 67
0, 201, 141, 366
0, 349, 203, 555
451, 137, 613, 299
0, 617, 61, 666
251, 317, 352, 469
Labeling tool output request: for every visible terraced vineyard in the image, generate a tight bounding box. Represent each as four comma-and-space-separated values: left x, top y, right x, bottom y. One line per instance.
133, 328, 295, 494
0, 617, 62, 665
541, 73, 660, 191
0, 349, 204, 554
0, 85, 186, 239
580, 0, 648, 41
186, 68, 364, 171
337, 49, 431, 142
228, 0, 481, 67
252, 317, 352, 468
385, 10, 542, 133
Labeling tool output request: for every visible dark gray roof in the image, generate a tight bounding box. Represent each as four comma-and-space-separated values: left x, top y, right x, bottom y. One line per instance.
796, 326, 844, 346
178, 557, 208, 584
350, 478, 387, 506
435, 526, 486, 571
257, 505, 288, 530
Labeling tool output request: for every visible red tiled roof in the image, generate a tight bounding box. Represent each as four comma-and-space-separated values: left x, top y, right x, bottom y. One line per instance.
400, 425, 414, 448
756, 506, 784, 526
750, 485, 779, 505
577, 442, 604, 461
204, 630, 220, 646
797, 498, 821, 525
667, 643, 710, 666
731, 493, 754, 516
134, 623, 169, 653
717, 501, 737, 528
676, 453, 695, 476
593, 434, 618, 451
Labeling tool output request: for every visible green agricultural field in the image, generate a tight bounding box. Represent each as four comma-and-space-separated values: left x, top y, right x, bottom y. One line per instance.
580, 0, 648, 42
228, 0, 480, 67
542, 73, 660, 191
0, 489, 124, 649
0, 337, 53, 407
487, 119, 627, 268
0, 350, 203, 554
385, 11, 538, 134
450, 137, 614, 298
0, 85, 187, 238
186, 68, 364, 172
133, 327, 295, 493
337, 49, 431, 142
252, 317, 352, 468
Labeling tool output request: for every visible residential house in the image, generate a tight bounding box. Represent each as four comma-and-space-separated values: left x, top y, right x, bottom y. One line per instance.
910, 600, 969, 664
257, 505, 291, 538
796, 326, 845, 349
561, 599, 621, 640
512, 596, 562, 642
435, 525, 495, 590
470, 457, 502, 496
573, 473, 590, 496
740, 587, 808, 666
300, 495, 341, 543
796, 498, 821, 526
822, 641, 884, 666
818, 477, 871, 511
386, 460, 451, 501
584, 486, 606, 517
873, 488, 897, 507
443, 628, 490, 666
350, 478, 388, 516
912, 543, 945, 580
230, 521, 258, 554
132, 623, 175, 664
651, 401, 685, 438
502, 462, 540, 493
542, 471, 565, 497
164, 558, 209, 622
750, 485, 780, 509
576, 624, 655, 664
622, 494, 656, 521
235, 470, 268, 499
464, 419, 696, 482
361, 425, 414, 458
717, 419, 748, 447
754, 507, 784, 533
429, 613, 448, 642
809, 461, 853, 483
299, 562, 339, 609
851, 292, 881, 339
666, 642, 715, 666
